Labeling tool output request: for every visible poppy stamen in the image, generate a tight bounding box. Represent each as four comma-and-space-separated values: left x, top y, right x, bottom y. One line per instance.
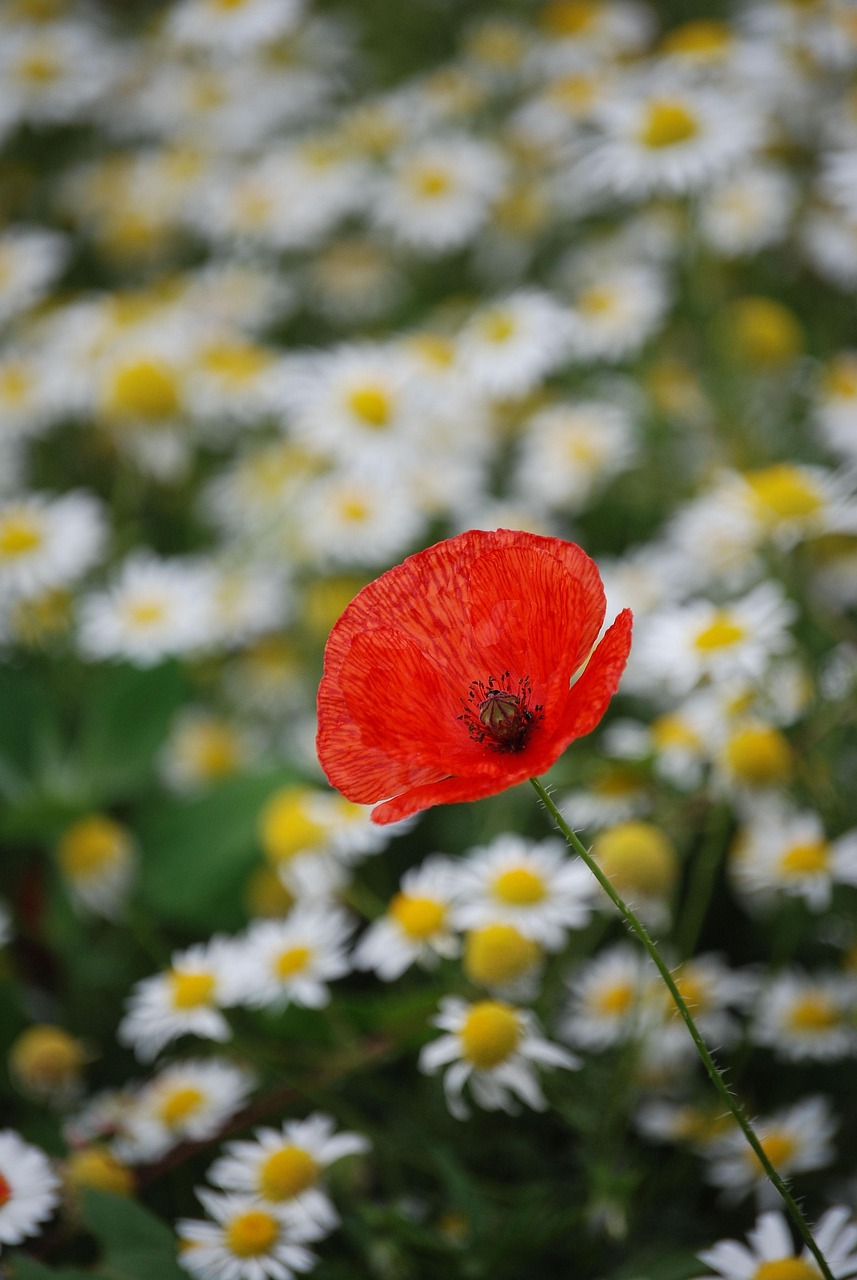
460, 671, 543, 753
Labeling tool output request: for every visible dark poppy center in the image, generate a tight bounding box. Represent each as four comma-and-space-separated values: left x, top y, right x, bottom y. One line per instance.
460, 672, 543, 753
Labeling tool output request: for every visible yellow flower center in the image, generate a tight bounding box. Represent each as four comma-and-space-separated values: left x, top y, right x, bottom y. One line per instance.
260, 788, 327, 866
57, 815, 129, 881
410, 167, 453, 198
464, 924, 541, 987
652, 713, 702, 752
124, 598, 167, 630
346, 384, 393, 428
779, 841, 830, 876
106, 359, 181, 421
593, 982, 634, 1016
390, 893, 447, 940
577, 285, 617, 317
460, 1001, 521, 1068
747, 1130, 797, 1173
19, 51, 60, 83
10, 1024, 86, 1088
724, 725, 792, 786
215, 0, 250, 10
753, 1261, 820, 1280
258, 1146, 320, 1200
672, 970, 709, 1013
225, 1210, 279, 1258
730, 298, 803, 367
0, 365, 33, 404
477, 310, 517, 343
0, 512, 44, 559
492, 866, 546, 905
745, 465, 823, 525
787, 995, 838, 1032
339, 496, 370, 523
274, 945, 312, 979
63, 1146, 135, 1198
184, 723, 242, 779
638, 99, 700, 149
693, 612, 746, 652
824, 355, 857, 400
159, 1086, 204, 1127
549, 72, 599, 112
169, 970, 216, 1010
199, 343, 271, 384
593, 822, 678, 897
539, 0, 597, 37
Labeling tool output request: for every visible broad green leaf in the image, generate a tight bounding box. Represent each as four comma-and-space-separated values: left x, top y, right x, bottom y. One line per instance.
11, 1260, 96, 1280
77, 662, 185, 799
136, 769, 291, 928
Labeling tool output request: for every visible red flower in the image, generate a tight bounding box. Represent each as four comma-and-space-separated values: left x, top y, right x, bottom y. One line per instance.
316, 528, 633, 825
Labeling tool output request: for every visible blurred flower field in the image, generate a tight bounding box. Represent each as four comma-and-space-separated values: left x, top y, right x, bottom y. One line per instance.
3, 0, 857, 1276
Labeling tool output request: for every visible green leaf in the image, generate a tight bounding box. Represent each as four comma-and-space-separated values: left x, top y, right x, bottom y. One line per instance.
77, 663, 185, 800
0, 664, 59, 791
136, 769, 291, 928
10, 1260, 96, 1280
78, 1188, 188, 1280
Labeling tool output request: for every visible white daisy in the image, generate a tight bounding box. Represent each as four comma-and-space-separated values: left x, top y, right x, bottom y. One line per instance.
0, 491, 106, 603
419, 996, 578, 1121
559, 943, 661, 1051
457, 290, 571, 399
56, 813, 136, 919
803, 205, 857, 291
816, 351, 857, 462
450, 834, 592, 951
695, 1206, 857, 1280
116, 1059, 255, 1165
293, 466, 426, 570
703, 1095, 837, 1206
0, 20, 121, 129
515, 399, 636, 512
372, 134, 507, 255
562, 261, 670, 363
699, 164, 796, 256
177, 1190, 321, 1280
352, 856, 460, 981
0, 225, 67, 327
630, 582, 796, 697
118, 938, 248, 1063
235, 905, 353, 1011
77, 553, 215, 667
165, 0, 304, 51
750, 970, 857, 1062
579, 78, 765, 202
160, 710, 256, 793
207, 1113, 369, 1228
731, 802, 857, 912
0, 1129, 60, 1248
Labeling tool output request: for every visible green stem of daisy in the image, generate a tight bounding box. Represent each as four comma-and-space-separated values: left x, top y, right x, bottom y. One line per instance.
529, 776, 835, 1280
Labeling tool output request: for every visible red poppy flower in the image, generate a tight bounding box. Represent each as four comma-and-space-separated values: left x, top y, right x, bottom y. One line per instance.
316, 528, 633, 825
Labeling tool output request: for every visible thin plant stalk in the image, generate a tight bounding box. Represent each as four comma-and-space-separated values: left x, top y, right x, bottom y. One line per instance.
530, 775, 835, 1280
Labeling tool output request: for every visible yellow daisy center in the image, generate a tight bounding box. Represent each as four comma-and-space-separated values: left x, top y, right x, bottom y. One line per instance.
226, 1210, 279, 1258
346, 383, 393, 428
593, 981, 634, 1017
824, 356, 857, 400
477, 310, 517, 343
258, 1146, 320, 1200
57, 816, 129, 882
745, 465, 824, 524
460, 1001, 521, 1068
577, 285, 618, 317
661, 20, 732, 57
747, 1130, 797, 1173
63, 1146, 135, 1198
106, 359, 181, 421
693, 612, 746, 652
787, 995, 839, 1032
724, 726, 792, 786
10, 1024, 86, 1088
199, 343, 272, 384
539, 1, 597, 37
339, 495, 370, 523
779, 840, 830, 876
410, 167, 453, 199
260, 788, 327, 866
0, 364, 33, 404
638, 99, 700, 149
390, 893, 447, 940
169, 970, 216, 1010
464, 924, 541, 987
594, 821, 678, 897
492, 866, 546, 905
753, 1262, 820, 1280
159, 1086, 204, 1127
185, 723, 243, 779
124, 598, 168, 630
730, 298, 803, 367
274, 945, 312, 979
0, 512, 44, 559
652, 713, 702, 752
19, 51, 60, 83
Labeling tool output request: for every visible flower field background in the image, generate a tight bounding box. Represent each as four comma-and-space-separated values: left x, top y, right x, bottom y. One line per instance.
2, 0, 857, 1277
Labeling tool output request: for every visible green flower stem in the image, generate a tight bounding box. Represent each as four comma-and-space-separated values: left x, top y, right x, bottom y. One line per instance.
530, 776, 834, 1280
